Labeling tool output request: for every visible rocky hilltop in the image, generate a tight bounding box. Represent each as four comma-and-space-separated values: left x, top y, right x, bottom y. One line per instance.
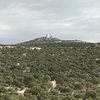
18, 34, 83, 46
20, 34, 61, 45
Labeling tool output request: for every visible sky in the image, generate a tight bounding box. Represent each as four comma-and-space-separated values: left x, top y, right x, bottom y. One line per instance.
0, 0, 100, 44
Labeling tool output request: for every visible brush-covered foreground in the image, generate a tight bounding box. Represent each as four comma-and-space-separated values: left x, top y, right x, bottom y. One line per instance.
0, 42, 100, 100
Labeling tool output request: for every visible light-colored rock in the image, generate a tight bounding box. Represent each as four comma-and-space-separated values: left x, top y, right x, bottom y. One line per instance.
30, 47, 41, 50
0, 46, 3, 49
17, 88, 28, 96
4, 46, 14, 48
22, 53, 27, 56
49, 80, 57, 88
95, 58, 99, 61
17, 63, 20, 66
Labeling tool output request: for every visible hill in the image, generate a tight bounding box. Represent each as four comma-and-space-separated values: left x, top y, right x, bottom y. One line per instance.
19, 35, 61, 45
18, 35, 83, 46
0, 38, 100, 100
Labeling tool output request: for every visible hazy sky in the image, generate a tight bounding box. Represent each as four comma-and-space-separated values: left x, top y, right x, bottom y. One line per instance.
0, 0, 100, 44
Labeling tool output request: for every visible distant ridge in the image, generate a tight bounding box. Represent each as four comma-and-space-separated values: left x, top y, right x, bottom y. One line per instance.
19, 34, 61, 45
17, 34, 85, 45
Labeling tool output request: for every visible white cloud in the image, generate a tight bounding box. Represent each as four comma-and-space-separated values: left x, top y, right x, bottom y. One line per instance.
0, 21, 10, 31
0, 20, 11, 38
0, 0, 100, 43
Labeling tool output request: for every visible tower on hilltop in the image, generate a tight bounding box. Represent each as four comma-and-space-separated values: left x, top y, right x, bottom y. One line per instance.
46, 34, 50, 39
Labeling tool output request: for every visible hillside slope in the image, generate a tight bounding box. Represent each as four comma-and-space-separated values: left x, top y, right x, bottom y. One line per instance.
0, 42, 100, 100
18, 35, 83, 46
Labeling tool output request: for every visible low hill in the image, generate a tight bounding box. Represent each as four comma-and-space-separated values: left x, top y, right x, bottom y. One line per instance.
19, 35, 61, 45
18, 35, 83, 46
0, 38, 100, 100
